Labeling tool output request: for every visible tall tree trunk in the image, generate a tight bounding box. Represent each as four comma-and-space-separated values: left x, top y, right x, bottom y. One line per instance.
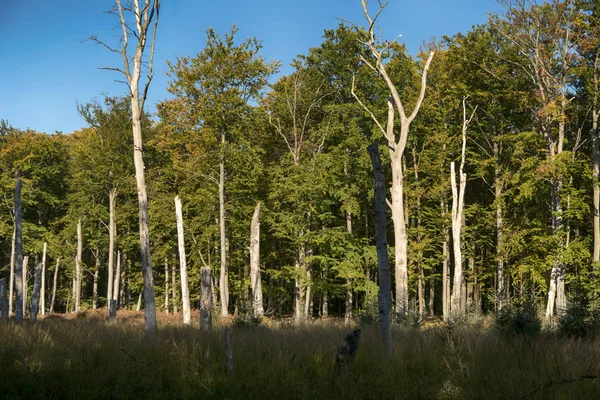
164, 258, 169, 313
31, 262, 42, 321
175, 195, 191, 324
250, 202, 263, 318
200, 267, 212, 330
345, 208, 353, 325
413, 149, 424, 316
41, 242, 46, 315
368, 142, 393, 356
495, 141, 505, 310
442, 197, 450, 321
390, 146, 409, 320
50, 258, 60, 314
110, 0, 161, 335
75, 219, 82, 313
592, 109, 600, 265
136, 292, 142, 312
9, 225, 15, 317
294, 243, 306, 322
219, 132, 229, 317
13, 173, 23, 323
107, 188, 116, 311
93, 252, 99, 309
450, 99, 472, 316
23, 255, 28, 317
114, 251, 121, 308
171, 261, 178, 314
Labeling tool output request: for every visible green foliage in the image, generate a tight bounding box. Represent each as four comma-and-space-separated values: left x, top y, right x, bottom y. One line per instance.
495, 301, 542, 338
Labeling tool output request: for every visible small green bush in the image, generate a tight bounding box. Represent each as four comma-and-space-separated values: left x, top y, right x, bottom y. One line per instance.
495, 302, 541, 337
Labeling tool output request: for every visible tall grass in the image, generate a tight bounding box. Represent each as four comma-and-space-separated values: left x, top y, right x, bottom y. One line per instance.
1, 311, 599, 399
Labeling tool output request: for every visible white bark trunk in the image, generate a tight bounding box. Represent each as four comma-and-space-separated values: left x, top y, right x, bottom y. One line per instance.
592, 109, 600, 264
9, 225, 15, 317
93, 254, 99, 309
171, 261, 178, 313
107, 188, 116, 310
41, 242, 46, 315
250, 202, 264, 318
219, 132, 229, 317
175, 195, 191, 324
23, 255, 28, 317
113, 251, 121, 304
50, 258, 60, 314
75, 218, 82, 313
136, 292, 142, 312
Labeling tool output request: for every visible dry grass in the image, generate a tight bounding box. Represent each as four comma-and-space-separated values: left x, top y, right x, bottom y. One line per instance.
1, 311, 599, 399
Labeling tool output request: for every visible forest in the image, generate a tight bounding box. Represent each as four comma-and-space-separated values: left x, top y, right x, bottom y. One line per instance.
2, 0, 600, 398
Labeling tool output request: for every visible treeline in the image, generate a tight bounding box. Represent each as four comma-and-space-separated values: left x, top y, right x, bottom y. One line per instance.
1, 0, 599, 323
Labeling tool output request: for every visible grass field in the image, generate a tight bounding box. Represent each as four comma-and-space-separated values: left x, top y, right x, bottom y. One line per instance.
1, 311, 599, 399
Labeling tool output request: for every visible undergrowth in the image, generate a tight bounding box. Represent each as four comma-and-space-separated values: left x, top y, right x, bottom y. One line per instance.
0, 310, 599, 399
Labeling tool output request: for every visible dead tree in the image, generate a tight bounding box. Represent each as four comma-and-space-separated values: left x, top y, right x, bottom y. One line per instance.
14, 172, 23, 323
351, 0, 434, 319
92, 0, 161, 335
31, 262, 42, 322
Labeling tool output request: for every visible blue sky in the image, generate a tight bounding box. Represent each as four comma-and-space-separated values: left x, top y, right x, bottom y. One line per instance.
0, 0, 501, 134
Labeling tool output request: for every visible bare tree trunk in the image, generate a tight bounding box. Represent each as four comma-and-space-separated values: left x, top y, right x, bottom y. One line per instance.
41, 242, 46, 315
164, 258, 169, 313
368, 142, 392, 356
250, 202, 264, 318
0, 279, 8, 320
13, 172, 23, 322
93, 254, 99, 310
31, 262, 42, 322
218, 133, 229, 317
450, 98, 474, 316
200, 267, 212, 330
495, 141, 505, 310
171, 261, 178, 314
107, 188, 116, 311
351, 3, 434, 320
593, 109, 600, 266
442, 197, 450, 321
23, 255, 28, 317
113, 251, 121, 308
413, 149, 424, 316
50, 258, 60, 314
75, 219, 82, 313
304, 265, 312, 319
175, 195, 191, 324
345, 208, 353, 325
71, 263, 76, 314
294, 244, 306, 322
9, 226, 15, 317
102, 0, 161, 335
136, 292, 142, 312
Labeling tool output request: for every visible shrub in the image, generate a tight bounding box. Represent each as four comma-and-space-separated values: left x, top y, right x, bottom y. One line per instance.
494, 301, 541, 337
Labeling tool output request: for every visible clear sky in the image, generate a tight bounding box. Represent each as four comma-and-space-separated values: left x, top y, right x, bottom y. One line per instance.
0, 0, 501, 134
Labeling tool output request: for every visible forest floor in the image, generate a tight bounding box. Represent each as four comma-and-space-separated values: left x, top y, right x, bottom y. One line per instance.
1, 310, 600, 399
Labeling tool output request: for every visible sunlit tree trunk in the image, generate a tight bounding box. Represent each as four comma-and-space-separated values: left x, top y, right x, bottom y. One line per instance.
9, 226, 15, 317
107, 188, 116, 312
218, 132, 229, 317
164, 258, 169, 313
23, 255, 28, 317
75, 219, 82, 313
250, 202, 264, 318
41, 242, 46, 315
175, 195, 191, 324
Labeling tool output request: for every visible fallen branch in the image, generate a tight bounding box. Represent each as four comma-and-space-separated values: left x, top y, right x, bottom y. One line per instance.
518, 374, 597, 399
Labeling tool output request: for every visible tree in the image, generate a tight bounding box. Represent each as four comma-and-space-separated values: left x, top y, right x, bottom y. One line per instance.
92, 0, 161, 333
161, 26, 277, 317
351, 0, 434, 319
